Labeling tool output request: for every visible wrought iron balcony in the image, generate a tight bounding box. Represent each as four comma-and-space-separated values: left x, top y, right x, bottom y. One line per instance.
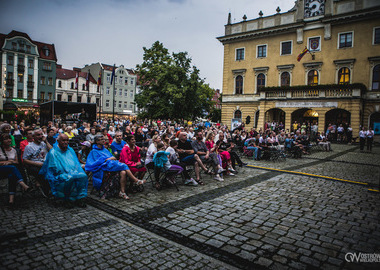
6, 79, 14, 86
18, 65, 25, 72
260, 84, 364, 100
27, 81, 34, 88
222, 84, 366, 103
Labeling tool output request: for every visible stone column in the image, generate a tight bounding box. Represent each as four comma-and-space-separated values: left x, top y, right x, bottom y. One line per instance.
350, 101, 361, 136
13, 53, 17, 98
23, 56, 28, 99
1, 53, 6, 109
284, 108, 293, 132
33, 57, 38, 103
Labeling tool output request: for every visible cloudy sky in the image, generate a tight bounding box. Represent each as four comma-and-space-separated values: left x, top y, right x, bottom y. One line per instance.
0, 0, 294, 90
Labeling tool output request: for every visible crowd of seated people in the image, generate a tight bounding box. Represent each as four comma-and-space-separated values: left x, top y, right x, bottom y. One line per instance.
0, 117, 349, 207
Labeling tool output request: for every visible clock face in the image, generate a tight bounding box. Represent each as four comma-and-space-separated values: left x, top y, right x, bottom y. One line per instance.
304, 0, 325, 18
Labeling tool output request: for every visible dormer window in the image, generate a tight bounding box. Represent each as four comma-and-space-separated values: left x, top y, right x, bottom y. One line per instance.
42, 46, 50, 57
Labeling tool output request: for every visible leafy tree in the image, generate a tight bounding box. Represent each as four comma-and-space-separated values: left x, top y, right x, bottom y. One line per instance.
210, 108, 221, 123
135, 41, 214, 120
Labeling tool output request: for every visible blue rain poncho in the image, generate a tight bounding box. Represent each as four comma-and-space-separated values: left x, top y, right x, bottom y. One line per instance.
85, 145, 129, 190
153, 151, 171, 171
39, 145, 88, 201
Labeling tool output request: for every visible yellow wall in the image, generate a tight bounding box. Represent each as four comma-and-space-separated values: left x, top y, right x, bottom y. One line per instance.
221, 15, 380, 134
223, 19, 380, 93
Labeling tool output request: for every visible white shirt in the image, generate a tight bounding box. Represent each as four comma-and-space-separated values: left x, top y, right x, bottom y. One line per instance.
145, 143, 157, 164
366, 130, 374, 138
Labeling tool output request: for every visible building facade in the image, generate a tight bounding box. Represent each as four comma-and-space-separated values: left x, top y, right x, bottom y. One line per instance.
217, 0, 380, 135
83, 63, 137, 118
212, 89, 222, 109
0, 30, 57, 111
55, 65, 100, 106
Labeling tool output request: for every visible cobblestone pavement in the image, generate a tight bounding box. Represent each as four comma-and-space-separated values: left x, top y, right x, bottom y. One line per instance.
1, 144, 379, 269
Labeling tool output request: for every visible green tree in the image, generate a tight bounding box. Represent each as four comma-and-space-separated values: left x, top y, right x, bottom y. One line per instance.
135, 41, 214, 120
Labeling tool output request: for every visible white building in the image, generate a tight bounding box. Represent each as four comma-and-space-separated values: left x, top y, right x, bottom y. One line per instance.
56, 65, 100, 106
83, 63, 137, 117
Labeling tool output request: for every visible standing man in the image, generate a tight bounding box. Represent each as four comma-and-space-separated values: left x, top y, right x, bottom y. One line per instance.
366, 127, 374, 152
359, 127, 366, 152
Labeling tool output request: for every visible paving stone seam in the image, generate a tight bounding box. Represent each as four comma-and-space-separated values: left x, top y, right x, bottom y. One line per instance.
86, 204, 242, 270
86, 197, 267, 270
1, 219, 119, 249
301, 156, 380, 168
83, 145, 364, 269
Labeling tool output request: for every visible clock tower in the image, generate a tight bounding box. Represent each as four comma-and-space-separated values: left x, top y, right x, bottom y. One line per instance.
304, 0, 325, 18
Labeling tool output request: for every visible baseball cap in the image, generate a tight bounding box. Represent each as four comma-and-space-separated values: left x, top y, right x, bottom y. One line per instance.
81, 141, 91, 147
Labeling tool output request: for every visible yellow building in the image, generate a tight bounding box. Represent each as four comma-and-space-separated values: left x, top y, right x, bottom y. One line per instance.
217, 0, 380, 135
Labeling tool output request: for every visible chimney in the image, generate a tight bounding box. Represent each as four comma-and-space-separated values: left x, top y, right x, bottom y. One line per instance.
73, 67, 81, 72
56, 64, 62, 69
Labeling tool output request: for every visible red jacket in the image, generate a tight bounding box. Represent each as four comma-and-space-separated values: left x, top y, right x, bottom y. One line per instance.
119, 144, 141, 167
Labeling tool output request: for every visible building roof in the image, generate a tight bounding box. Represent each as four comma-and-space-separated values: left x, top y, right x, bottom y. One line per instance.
101, 63, 135, 75
56, 67, 96, 83
0, 30, 57, 62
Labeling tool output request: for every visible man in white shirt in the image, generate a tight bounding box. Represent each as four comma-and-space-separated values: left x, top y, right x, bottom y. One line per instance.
366, 127, 374, 152
359, 127, 366, 152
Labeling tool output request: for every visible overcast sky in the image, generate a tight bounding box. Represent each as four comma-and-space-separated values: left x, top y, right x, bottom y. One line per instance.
0, 0, 295, 90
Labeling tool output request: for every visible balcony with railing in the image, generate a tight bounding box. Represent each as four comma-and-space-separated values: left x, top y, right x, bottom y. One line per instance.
222, 84, 366, 103
6, 79, 14, 86
27, 81, 34, 88
260, 84, 364, 100
18, 65, 25, 73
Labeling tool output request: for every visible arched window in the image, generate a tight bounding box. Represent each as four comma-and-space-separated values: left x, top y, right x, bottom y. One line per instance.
257, 73, 265, 89
235, 75, 243, 94
70, 82, 74, 89
307, 70, 318, 86
338, 67, 350, 84
281, 72, 290, 86
82, 83, 85, 90
58, 80, 62, 88
372, 64, 380, 90
234, 110, 242, 119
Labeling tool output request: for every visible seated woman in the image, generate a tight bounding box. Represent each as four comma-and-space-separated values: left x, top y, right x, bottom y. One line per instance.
102, 128, 113, 144
119, 135, 147, 184
215, 132, 236, 176
77, 141, 91, 169
153, 142, 183, 189
64, 126, 75, 140
85, 135, 145, 200
0, 133, 30, 206
144, 134, 161, 169
0, 123, 16, 147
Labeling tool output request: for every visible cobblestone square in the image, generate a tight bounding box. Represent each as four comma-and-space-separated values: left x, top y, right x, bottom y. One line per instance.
1, 144, 379, 269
